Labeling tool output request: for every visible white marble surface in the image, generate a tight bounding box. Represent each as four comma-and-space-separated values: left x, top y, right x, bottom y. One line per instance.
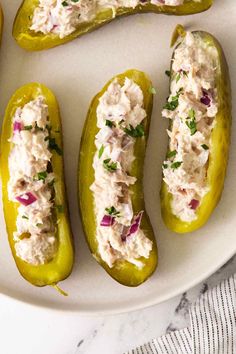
0, 255, 235, 354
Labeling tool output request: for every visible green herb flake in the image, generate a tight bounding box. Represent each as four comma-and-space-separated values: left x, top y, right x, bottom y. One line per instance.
167, 150, 177, 159
149, 87, 156, 95
201, 144, 209, 150
186, 120, 197, 136
98, 145, 105, 158
171, 161, 183, 169
175, 72, 181, 83
37, 171, 48, 182
165, 70, 171, 77
23, 125, 33, 130
186, 109, 197, 136
22, 215, 29, 220
103, 158, 117, 172
188, 108, 195, 120
105, 120, 114, 128
163, 88, 183, 111
105, 206, 120, 216
162, 163, 168, 169
124, 124, 144, 138
61, 1, 68, 6
48, 137, 62, 155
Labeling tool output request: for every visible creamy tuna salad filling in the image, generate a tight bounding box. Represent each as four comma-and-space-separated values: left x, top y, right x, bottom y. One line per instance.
30, 0, 185, 39
90, 77, 153, 268
162, 32, 218, 222
8, 96, 60, 265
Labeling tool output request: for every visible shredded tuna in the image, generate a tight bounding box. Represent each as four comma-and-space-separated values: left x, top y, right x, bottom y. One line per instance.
90, 77, 152, 268
30, 0, 185, 39
162, 32, 218, 222
8, 96, 58, 265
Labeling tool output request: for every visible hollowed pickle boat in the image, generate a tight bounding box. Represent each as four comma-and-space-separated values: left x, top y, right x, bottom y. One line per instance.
160, 27, 231, 234
13, 0, 213, 51
0, 83, 74, 287
78, 69, 158, 286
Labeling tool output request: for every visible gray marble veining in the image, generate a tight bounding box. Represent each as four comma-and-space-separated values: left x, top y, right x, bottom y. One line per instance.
74, 254, 236, 354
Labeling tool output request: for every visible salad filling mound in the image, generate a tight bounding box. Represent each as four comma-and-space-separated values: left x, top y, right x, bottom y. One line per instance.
90, 77, 153, 268
30, 0, 184, 39
8, 96, 59, 265
162, 31, 218, 222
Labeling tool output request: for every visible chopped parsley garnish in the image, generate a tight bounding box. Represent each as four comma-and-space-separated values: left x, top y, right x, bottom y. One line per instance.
165, 70, 171, 77
176, 70, 188, 82
48, 137, 62, 155
62, 1, 68, 6
37, 171, 48, 182
175, 72, 181, 83
98, 145, 104, 158
186, 120, 197, 135
171, 161, 183, 169
149, 87, 156, 95
105, 119, 114, 128
103, 158, 117, 172
188, 108, 195, 120
56, 205, 64, 213
167, 150, 177, 158
22, 215, 29, 220
23, 125, 33, 130
186, 109, 197, 135
162, 163, 168, 169
36, 223, 43, 227
105, 206, 120, 216
163, 88, 183, 111
201, 144, 209, 150
71, 0, 79, 2
124, 124, 144, 138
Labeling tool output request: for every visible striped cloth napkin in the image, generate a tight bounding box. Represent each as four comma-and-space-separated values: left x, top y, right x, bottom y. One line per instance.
127, 274, 236, 354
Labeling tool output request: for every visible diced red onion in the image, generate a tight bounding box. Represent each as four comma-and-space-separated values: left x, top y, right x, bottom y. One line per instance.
13, 121, 22, 132
121, 211, 144, 241
189, 199, 199, 210
200, 90, 211, 106
100, 215, 115, 227
16, 192, 37, 206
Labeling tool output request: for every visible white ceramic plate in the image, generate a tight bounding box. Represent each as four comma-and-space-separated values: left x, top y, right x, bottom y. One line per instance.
0, 0, 235, 314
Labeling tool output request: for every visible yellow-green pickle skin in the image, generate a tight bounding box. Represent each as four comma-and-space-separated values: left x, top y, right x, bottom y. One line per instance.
0, 83, 74, 287
13, 0, 213, 51
160, 31, 232, 234
78, 70, 158, 286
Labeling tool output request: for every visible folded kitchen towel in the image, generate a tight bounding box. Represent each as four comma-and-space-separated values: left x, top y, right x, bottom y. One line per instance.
126, 274, 236, 354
